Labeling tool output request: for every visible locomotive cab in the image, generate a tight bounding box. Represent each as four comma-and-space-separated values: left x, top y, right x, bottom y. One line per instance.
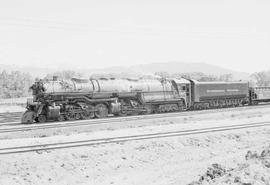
171, 78, 191, 108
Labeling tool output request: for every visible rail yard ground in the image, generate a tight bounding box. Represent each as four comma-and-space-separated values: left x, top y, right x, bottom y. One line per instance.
1, 105, 270, 184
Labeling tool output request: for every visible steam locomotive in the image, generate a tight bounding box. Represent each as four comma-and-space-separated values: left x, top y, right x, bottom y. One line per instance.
21, 76, 270, 123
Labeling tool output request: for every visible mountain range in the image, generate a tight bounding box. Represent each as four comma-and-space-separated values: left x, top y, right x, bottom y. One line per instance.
0, 62, 250, 80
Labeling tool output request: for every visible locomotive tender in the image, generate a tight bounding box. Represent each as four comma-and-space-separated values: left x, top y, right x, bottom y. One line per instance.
21, 76, 258, 124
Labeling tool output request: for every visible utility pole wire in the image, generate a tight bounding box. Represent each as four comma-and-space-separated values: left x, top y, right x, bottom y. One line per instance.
0, 18, 266, 40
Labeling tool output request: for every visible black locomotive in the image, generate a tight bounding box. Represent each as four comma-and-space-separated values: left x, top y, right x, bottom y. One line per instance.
21, 76, 269, 123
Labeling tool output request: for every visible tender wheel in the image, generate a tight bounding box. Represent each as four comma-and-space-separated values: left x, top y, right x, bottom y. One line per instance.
172, 104, 179, 112
37, 114, 46, 123
158, 105, 165, 113
95, 104, 108, 118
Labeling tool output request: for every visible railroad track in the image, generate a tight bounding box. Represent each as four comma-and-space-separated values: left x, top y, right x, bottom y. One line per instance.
0, 110, 208, 133
1, 103, 270, 133
0, 113, 22, 124
1, 102, 270, 126
1, 121, 270, 155
0, 111, 23, 117
0, 111, 23, 124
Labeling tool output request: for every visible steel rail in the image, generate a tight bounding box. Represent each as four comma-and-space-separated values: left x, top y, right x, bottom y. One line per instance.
0, 112, 23, 124
0, 121, 270, 155
0, 111, 23, 116
0, 112, 193, 133
1, 103, 270, 126
1, 103, 270, 133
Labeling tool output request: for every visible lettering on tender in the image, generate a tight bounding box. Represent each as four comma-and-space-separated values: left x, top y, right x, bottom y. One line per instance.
206, 90, 225, 93
227, 89, 239, 92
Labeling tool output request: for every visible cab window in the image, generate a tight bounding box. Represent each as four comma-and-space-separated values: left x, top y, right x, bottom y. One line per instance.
182, 86, 186, 91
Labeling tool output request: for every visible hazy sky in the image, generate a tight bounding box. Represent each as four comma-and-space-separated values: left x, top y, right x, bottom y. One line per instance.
0, 0, 269, 73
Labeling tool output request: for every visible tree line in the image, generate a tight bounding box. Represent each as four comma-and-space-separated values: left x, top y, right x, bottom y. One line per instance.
0, 70, 33, 98
155, 72, 234, 82
251, 71, 270, 86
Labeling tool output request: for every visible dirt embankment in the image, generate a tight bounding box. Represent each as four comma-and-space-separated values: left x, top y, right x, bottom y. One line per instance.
1, 105, 270, 184
1, 127, 270, 185
189, 147, 270, 185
